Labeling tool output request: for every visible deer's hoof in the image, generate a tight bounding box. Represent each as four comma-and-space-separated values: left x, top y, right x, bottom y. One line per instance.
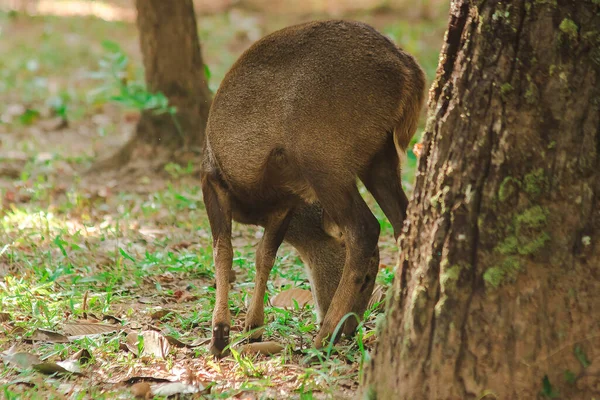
244, 323, 264, 343
210, 323, 230, 358
314, 330, 330, 349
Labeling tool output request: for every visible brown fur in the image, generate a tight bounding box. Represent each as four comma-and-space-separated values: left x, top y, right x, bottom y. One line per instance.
202, 20, 425, 357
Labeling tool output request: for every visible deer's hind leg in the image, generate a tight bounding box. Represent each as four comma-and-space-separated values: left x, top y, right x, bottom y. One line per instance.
360, 140, 408, 241
245, 208, 294, 341
202, 173, 233, 358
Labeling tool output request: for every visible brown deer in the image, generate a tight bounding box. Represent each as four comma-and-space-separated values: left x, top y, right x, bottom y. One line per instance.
201, 20, 425, 357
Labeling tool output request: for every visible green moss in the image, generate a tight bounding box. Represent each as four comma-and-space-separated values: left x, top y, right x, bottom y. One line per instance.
525, 81, 539, 105
500, 83, 514, 97
512, 206, 550, 255
518, 232, 550, 255
516, 205, 547, 230
495, 235, 519, 255
440, 264, 462, 292
559, 18, 579, 40
484, 257, 522, 289
498, 176, 520, 202
523, 168, 548, 196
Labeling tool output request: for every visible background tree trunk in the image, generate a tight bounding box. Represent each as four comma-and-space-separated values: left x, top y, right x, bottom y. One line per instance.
134, 0, 211, 150
95, 0, 212, 171
364, 1, 599, 399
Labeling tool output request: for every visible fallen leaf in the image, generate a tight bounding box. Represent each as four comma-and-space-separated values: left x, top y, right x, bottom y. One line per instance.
138, 297, 158, 304
28, 329, 69, 343
164, 335, 208, 348
413, 142, 424, 158
173, 290, 198, 303
10, 326, 25, 335
126, 331, 170, 359
170, 241, 192, 250
2, 351, 41, 369
152, 382, 202, 396
239, 341, 284, 356
131, 382, 151, 399
62, 322, 120, 337
33, 361, 83, 376
271, 288, 313, 308
0, 312, 10, 322
150, 309, 176, 321
123, 376, 171, 385
368, 284, 387, 311
69, 349, 92, 364
102, 315, 123, 324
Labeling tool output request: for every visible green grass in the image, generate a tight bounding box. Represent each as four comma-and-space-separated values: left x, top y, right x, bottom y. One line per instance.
0, 5, 446, 398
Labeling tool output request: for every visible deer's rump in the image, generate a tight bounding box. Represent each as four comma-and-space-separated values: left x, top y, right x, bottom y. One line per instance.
204, 20, 416, 207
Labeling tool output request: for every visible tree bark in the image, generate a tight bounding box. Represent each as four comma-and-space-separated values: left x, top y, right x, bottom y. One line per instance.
364, 1, 600, 399
94, 0, 212, 172
134, 0, 211, 150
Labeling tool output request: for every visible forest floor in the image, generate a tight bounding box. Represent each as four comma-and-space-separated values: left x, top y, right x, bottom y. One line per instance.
0, 2, 447, 398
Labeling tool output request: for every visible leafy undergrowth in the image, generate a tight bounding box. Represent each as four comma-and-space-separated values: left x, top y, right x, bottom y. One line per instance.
0, 4, 446, 399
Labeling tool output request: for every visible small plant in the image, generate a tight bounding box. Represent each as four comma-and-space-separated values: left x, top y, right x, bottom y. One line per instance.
89, 40, 182, 134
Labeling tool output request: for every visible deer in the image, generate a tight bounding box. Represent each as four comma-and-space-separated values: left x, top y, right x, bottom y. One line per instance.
201, 20, 425, 357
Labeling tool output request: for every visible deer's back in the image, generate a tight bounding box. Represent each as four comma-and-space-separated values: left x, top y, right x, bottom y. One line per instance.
205, 20, 417, 207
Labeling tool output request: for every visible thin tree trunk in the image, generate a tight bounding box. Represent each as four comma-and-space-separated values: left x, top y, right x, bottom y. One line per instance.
364, 1, 600, 399
134, 0, 211, 150
93, 0, 211, 172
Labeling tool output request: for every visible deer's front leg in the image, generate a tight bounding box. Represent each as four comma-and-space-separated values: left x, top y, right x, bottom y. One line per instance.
202, 174, 233, 358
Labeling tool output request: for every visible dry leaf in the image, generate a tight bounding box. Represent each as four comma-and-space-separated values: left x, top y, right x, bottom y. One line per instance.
33, 360, 83, 376
123, 376, 171, 385
131, 382, 151, 399
29, 329, 69, 343
173, 290, 198, 303
126, 331, 170, 359
368, 284, 386, 311
138, 297, 158, 304
10, 326, 25, 336
62, 322, 120, 337
152, 382, 203, 396
240, 341, 284, 356
102, 315, 122, 324
412, 142, 424, 158
164, 335, 209, 348
69, 349, 92, 364
150, 309, 176, 321
271, 288, 313, 308
2, 351, 41, 369
170, 241, 192, 250
0, 312, 11, 322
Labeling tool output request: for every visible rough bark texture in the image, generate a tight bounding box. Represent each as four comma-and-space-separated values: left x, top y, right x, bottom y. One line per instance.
134, 0, 211, 149
365, 1, 600, 399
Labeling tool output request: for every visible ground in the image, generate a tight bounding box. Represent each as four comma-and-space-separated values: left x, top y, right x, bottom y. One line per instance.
0, 1, 446, 398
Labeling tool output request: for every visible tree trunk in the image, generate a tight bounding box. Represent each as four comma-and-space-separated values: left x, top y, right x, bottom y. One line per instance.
134, 0, 211, 150
364, 1, 600, 399
94, 0, 211, 171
